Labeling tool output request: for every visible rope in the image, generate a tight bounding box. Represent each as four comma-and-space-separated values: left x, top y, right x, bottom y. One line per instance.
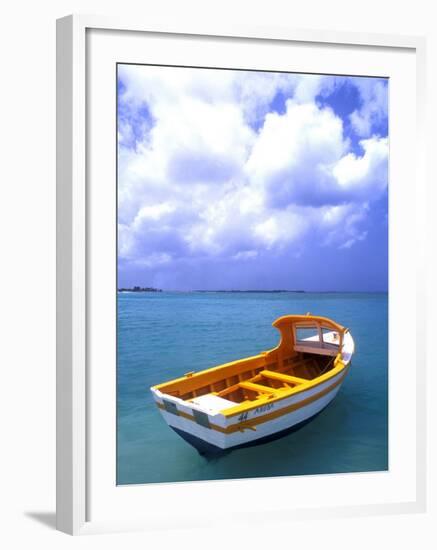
318, 353, 338, 376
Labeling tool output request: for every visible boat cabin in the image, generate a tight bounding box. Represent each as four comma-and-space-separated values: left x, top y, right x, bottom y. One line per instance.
276, 316, 344, 357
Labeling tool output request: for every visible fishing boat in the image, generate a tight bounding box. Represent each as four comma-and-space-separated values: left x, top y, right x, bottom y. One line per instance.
151, 314, 354, 455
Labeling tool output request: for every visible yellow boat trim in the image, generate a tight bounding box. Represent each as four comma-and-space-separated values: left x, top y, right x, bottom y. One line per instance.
156, 367, 349, 434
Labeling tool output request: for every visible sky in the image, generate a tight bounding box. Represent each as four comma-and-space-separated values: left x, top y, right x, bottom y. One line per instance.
117, 65, 388, 291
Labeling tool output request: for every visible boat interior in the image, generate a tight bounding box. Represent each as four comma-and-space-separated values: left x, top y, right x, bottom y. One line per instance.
153, 315, 346, 411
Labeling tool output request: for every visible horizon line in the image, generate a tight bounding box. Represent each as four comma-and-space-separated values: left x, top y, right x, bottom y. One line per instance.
117, 288, 388, 293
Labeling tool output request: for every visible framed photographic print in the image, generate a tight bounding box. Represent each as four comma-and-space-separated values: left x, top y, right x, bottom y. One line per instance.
56, 15, 427, 535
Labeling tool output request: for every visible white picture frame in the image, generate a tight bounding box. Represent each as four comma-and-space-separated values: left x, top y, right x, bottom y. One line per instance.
56, 14, 427, 535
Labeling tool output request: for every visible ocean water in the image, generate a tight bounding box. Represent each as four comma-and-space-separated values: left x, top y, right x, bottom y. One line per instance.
117, 292, 388, 485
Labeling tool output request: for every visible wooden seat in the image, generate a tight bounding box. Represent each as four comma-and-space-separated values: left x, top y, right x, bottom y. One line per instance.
216, 383, 240, 397
238, 381, 275, 394
260, 370, 308, 385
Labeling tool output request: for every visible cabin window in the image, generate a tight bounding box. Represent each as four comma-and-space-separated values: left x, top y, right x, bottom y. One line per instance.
293, 323, 340, 356
295, 326, 319, 343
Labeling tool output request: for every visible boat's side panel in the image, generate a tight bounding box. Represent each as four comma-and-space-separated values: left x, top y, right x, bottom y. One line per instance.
152, 363, 348, 430
152, 368, 348, 450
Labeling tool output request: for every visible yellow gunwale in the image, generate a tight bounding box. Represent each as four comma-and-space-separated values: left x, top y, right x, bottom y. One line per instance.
156, 366, 349, 434
152, 352, 266, 392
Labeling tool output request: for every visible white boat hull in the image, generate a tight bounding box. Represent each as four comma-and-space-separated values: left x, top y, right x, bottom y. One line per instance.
151, 330, 354, 454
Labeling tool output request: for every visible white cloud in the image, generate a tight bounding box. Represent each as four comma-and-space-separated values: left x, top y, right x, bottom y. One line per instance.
349, 78, 388, 137
333, 137, 388, 197
320, 203, 370, 248
117, 66, 388, 269
245, 100, 347, 207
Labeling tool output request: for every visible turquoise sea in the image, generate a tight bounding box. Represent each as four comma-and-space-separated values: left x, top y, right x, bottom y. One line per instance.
117, 292, 388, 485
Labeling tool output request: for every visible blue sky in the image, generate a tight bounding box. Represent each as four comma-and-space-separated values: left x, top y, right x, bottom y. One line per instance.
117, 66, 388, 291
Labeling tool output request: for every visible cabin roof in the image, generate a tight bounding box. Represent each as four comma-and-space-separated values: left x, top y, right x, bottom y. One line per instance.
273, 314, 346, 333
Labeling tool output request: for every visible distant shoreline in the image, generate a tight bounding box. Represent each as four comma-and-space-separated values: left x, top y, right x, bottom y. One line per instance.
117, 288, 388, 294
118, 286, 162, 293
194, 289, 305, 293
